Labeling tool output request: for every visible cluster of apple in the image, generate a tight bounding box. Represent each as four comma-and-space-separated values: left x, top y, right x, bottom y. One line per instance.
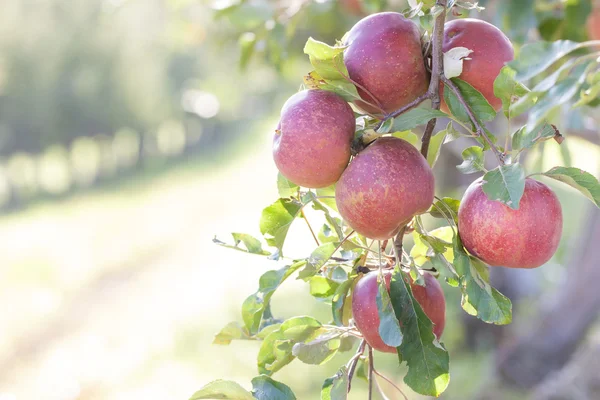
272, 12, 563, 351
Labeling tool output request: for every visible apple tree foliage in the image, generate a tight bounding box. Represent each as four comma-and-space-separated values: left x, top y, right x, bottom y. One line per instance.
191, 0, 600, 398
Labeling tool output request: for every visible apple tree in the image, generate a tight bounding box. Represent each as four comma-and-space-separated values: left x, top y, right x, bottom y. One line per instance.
192, 0, 600, 398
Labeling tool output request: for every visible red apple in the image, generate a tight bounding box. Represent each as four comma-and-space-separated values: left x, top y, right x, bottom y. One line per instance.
441, 18, 514, 112
587, 7, 600, 41
352, 270, 446, 353
335, 137, 434, 240
273, 90, 355, 188
458, 177, 563, 269
343, 12, 429, 115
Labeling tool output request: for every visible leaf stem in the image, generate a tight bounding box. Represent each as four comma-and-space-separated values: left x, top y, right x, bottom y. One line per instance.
440, 75, 506, 165
316, 230, 355, 273
373, 369, 409, 400
301, 208, 320, 246
346, 339, 367, 392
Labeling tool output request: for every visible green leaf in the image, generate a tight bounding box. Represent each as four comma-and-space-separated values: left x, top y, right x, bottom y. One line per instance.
410, 227, 455, 266
189, 380, 254, 400
213, 322, 251, 345
427, 129, 448, 168
389, 269, 450, 396
315, 186, 338, 212
391, 108, 448, 132
541, 166, 600, 208
493, 66, 531, 118
526, 76, 582, 132
251, 375, 296, 400
391, 131, 420, 147
299, 242, 340, 280
277, 173, 298, 198
304, 71, 361, 103
457, 146, 485, 174
260, 198, 303, 252
377, 118, 394, 134
309, 275, 340, 298
292, 331, 341, 365
376, 274, 403, 347
482, 163, 526, 210
239, 32, 257, 70
429, 197, 460, 223
512, 123, 559, 153
444, 78, 496, 124
453, 236, 512, 324
243, 261, 306, 334
332, 278, 354, 326
321, 367, 348, 400
303, 38, 347, 80
214, 234, 271, 256
508, 40, 583, 81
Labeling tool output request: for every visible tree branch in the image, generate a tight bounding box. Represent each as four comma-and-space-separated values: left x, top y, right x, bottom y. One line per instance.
440, 75, 506, 165
368, 345, 374, 400
347, 339, 367, 392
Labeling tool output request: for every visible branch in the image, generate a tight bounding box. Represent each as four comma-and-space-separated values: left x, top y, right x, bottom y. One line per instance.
368, 345, 374, 400
346, 339, 367, 392
440, 75, 506, 165
420, 0, 447, 158
393, 225, 407, 268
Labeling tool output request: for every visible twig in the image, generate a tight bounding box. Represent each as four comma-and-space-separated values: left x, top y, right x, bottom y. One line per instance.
368, 345, 374, 400
373, 369, 409, 400
440, 75, 506, 165
316, 229, 355, 273
346, 339, 367, 392
393, 225, 407, 269
301, 208, 319, 246
420, 0, 447, 158
375, 92, 430, 131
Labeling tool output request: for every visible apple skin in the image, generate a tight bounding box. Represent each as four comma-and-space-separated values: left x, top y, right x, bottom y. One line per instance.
340, 0, 364, 16
344, 12, 429, 115
352, 271, 446, 353
441, 18, 514, 112
587, 8, 600, 41
273, 90, 355, 188
335, 137, 434, 240
458, 177, 563, 269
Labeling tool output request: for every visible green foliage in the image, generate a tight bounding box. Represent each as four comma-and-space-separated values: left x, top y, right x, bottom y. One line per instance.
391, 108, 448, 131
541, 166, 600, 207
376, 274, 403, 347
321, 367, 349, 400
457, 146, 485, 174
493, 66, 531, 118
444, 78, 497, 124
189, 380, 254, 400
482, 163, 526, 210
251, 375, 297, 400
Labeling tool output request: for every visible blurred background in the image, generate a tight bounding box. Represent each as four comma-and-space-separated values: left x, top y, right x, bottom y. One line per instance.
0, 0, 599, 399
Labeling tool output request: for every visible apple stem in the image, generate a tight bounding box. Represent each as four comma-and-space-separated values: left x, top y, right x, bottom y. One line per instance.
346, 339, 367, 392
440, 75, 506, 165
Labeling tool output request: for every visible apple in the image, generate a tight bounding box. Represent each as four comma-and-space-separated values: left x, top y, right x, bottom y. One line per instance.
352, 270, 446, 353
344, 12, 429, 115
335, 137, 434, 240
441, 18, 514, 112
587, 7, 600, 41
273, 90, 355, 188
458, 177, 563, 268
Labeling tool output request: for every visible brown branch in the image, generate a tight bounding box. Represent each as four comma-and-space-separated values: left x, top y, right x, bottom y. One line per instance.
393, 225, 407, 268
346, 339, 367, 392
440, 75, 506, 165
368, 345, 375, 400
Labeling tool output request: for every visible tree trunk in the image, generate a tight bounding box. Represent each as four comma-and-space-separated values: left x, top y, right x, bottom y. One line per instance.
496, 207, 600, 388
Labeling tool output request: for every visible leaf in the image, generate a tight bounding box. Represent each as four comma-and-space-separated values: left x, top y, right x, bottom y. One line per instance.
443, 47, 473, 79
309, 275, 340, 298
391, 108, 448, 132
482, 163, 526, 210
508, 40, 583, 81
377, 118, 394, 134
332, 279, 354, 326
257, 316, 322, 375
457, 146, 485, 174
444, 78, 496, 124
493, 66, 531, 118
429, 197, 460, 222
375, 274, 403, 347
239, 32, 257, 70
315, 186, 338, 212
213, 322, 251, 345
512, 123, 559, 153
453, 236, 512, 324
526, 76, 583, 132
251, 375, 296, 400
189, 380, 254, 400
292, 331, 341, 365
214, 234, 271, 256
299, 242, 340, 280
277, 173, 298, 198
260, 198, 303, 252
304, 71, 361, 103
389, 268, 450, 396
427, 129, 448, 168
242, 260, 306, 334
410, 227, 455, 266
542, 167, 600, 207
391, 131, 420, 147
321, 367, 348, 400
303, 38, 347, 80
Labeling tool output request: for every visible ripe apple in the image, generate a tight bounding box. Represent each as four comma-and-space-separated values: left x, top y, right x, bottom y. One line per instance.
458, 177, 563, 268
344, 12, 429, 115
273, 90, 355, 188
352, 270, 446, 353
441, 18, 514, 112
335, 137, 434, 240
